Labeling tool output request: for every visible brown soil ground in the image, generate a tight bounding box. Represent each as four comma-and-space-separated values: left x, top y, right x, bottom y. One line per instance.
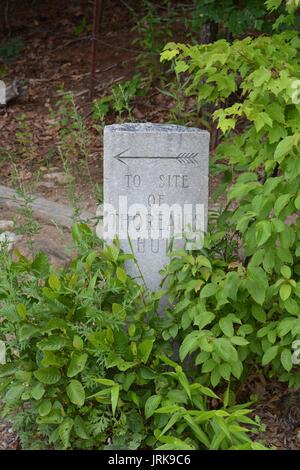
0, 0, 175, 206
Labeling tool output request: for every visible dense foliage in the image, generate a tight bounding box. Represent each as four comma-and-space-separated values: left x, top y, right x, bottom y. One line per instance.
161, 0, 300, 389
0, 224, 264, 450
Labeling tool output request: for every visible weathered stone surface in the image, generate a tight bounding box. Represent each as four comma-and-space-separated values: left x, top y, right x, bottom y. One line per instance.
0, 232, 17, 252
0, 220, 14, 232
0, 185, 94, 228
43, 172, 75, 185
102, 123, 209, 291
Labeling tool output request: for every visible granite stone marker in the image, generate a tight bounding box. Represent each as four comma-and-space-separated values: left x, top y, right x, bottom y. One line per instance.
102, 123, 209, 291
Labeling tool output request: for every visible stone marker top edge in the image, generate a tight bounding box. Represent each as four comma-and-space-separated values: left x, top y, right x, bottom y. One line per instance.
104, 122, 209, 134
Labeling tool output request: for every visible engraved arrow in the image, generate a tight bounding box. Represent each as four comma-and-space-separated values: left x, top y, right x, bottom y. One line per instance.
113, 148, 199, 166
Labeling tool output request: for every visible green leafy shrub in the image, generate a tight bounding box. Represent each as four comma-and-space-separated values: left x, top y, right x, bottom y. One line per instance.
0, 224, 263, 449
0, 224, 158, 449
74, 17, 92, 36
160, 0, 300, 388
93, 74, 144, 122
50, 88, 91, 161
132, 1, 173, 83
149, 356, 265, 450
187, 0, 278, 39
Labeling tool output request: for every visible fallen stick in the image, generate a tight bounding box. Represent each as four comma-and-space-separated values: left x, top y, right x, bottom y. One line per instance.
75, 76, 124, 97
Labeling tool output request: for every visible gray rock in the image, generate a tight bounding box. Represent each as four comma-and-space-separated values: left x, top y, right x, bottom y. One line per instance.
0, 232, 17, 252
0, 341, 6, 365
36, 181, 57, 189
0, 220, 14, 232
43, 172, 75, 185
101, 122, 209, 291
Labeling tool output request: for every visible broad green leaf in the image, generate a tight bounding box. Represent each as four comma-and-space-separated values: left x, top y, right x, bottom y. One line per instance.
167, 389, 188, 404
196, 255, 212, 269
174, 297, 190, 313
175, 60, 189, 73
281, 348, 293, 372
38, 399, 52, 416
230, 336, 249, 346
160, 48, 179, 61
219, 317, 234, 337
200, 283, 218, 299
145, 395, 162, 419
67, 353, 88, 378
271, 218, 286, 233
0, 305, 19, 322
48, 274, 61, 291
246, 267, 268, 304
246, 279, 266, 305
211, 368, 221, 387
177, 370, 192, 399
255, 221, 272, 247
155, 405, 182, 414
251, 305, 266, 323
194, 310, 215, 330
179, 331, 200, 360
34, 367, 61, 385
253, 112, 272, 131
111, 385, 119, 416
116, 267, 127, 284
0, 363, 18, 378
138, 338, 154, 364
31, 383, 45, 400
41, 351, 66, 368
16, 304, 27, 320
281, 265, 292, 279
19, 324, 39, 342
43, 318, 67, 333
274, 136, 294, 162
159, 355, 182, 370
193, 383, 220, 399
223, 272, 240, 300
231, 360, 243, 379
201, 358, 217, 373
36, 409, 63, 425
73, 335, 83, 350
32, 252, 50, 277
214, 338, 238, 362
262, 346, 279, 365
280, 283, 292, 301
5, 384, 24, 404
66, 380, 85, 406
274, 194, 291, 217
37, 336, 67, 351
277, 247, 293, 264
74, 416, 89, 439
199, 334, 213, 352
252, 67, 271, 87
95, 378, 116, 386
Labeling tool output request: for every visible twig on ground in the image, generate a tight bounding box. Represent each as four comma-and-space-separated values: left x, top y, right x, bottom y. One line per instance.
50, 36, 91, 53
75, 76, 125, 98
